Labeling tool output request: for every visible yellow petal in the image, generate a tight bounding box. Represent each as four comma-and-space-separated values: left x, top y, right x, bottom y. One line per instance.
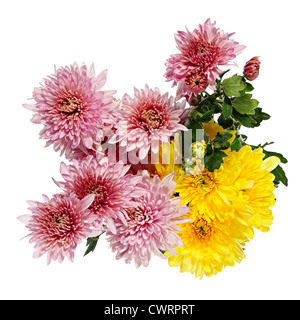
261, 156, 280, 172
236, 178, 254, 191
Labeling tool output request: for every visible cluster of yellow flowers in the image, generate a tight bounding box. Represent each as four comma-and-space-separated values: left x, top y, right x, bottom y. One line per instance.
150, 120, 280, 279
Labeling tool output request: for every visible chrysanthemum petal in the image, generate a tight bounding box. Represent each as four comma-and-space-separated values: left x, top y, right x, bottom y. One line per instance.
261, 156, 280, 172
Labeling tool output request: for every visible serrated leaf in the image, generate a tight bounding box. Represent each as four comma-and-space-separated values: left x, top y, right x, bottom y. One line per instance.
204, 151, 227, 172
232, 110, 257, 128
222, 74, 247, 97
232, 94, 259, 115
250, 107, 271, 126
222, 100, 233, 119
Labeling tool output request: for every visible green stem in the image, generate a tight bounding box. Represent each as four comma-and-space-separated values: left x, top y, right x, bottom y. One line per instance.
238, 134, 246, 147
260, 141, 274, 149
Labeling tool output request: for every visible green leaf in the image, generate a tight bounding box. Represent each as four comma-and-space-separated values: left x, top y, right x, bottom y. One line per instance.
219, 69, 231, 80
230, 136, 240, 151
263, 150, 288, 164
189, 109, 202, 121
271, 165, 288, 186
214, 140, 230, 151
212, 131, 233, 150
232, 94, 259, 115
184, 119, 202, 130
250, 108, 271, 126
216, 69, 230, 89
189, 109, 214, 124
241, 134, 248, 141
218, 113, 234, 129
222, 74, 247, 97
198, 109, 215, 123
204, 151, 227, 172
205, 141, 213, 154
239, 82, 254, 95
84, 235, 101, 256
232, 109, 257, 128
222, 100, 233, 119
216, 131, 233, 141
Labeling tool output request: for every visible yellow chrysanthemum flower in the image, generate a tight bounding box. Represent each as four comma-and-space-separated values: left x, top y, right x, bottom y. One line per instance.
176, 145, 279, 231
167, 211, 247, 279
202, 119, 236, 155
175, 163, 238, 222
220, 145, 280, 232
167, 146, 280, 279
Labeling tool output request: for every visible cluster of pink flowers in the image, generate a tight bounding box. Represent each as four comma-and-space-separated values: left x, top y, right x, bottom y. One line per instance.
19, 18, 261, 267
20, 61, 191, 265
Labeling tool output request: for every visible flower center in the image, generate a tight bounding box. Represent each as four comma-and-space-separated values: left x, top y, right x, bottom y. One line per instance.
57, 92, 83, 115
55, 216, 63, 224
198, 43, 206, 54
137, 105, 166, 131
184, 36, 220, 70
48, 209, 73, 238
192, 217, 214, 241
126, 207, 146, 226
74, 177, 108, 210
92, 185, 108, 206
191, 172, 215, 197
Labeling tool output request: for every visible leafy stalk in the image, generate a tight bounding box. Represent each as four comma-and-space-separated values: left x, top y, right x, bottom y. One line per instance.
184, 71, 288, 183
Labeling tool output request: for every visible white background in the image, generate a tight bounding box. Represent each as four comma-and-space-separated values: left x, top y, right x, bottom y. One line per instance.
0, 0, 299, 300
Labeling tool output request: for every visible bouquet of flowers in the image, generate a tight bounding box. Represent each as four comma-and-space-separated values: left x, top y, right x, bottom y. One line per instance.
19, 18, 288, 279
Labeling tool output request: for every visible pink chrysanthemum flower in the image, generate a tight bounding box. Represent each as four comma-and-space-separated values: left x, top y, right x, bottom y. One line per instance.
106, 172, 190, 268
53, 156, 145, 234
18, 193, 98, 264
110, 85, 188, 160
165, 18, 245, 98
23, 62, 120, 160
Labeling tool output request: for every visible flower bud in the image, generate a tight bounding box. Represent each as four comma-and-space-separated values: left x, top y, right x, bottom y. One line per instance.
243, 56, 261, 81
185, 69, 208, 93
